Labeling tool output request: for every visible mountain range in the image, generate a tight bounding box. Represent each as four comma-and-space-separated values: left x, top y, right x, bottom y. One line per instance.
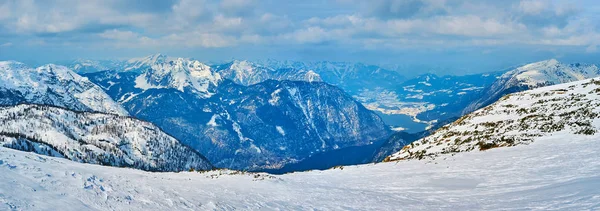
62, 54, 505, 132
1, 55, 599, 172
82, 55, 391, 170
2, 76, 600, 209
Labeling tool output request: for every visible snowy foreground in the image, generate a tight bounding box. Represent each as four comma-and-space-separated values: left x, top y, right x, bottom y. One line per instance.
1, 134, 600, 210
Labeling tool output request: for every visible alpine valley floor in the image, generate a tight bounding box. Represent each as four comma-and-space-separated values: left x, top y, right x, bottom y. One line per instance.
1, 132, 599, 210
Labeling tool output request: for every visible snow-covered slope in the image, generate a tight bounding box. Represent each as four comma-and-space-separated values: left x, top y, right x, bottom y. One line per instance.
213, 60, 322, 86
387, 77, 600, 161
0, 104, 213, 172
1, 128, 600, 209
464, 59, 600, 114
0, 61, 128, 116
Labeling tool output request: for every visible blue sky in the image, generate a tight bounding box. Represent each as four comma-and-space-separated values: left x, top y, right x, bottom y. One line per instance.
0, 0, 599, 74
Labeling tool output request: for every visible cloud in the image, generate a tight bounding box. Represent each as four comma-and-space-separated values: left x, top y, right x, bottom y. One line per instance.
220, 0, 255, 16
514, 0, 579, 28
171, 0, 209, 27
0, 0, 161, 35
517, 0, 547, 15
0, 0, 598, 61
429, 16, 526, 37
99, 30, 139, 40
363, 0, 448, 19
0, 42, 12, 47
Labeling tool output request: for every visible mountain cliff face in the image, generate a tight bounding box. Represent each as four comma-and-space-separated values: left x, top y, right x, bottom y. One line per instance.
0, 104, 213, 172
0, 61, 128, 116
387, 77, 600, 161
464, 59, 600, 114
84, 57, 391, 170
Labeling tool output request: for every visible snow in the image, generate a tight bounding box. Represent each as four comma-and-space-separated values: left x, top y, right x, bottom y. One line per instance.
229, 60, 255, 85
465, 59, 600, 114
0, 61, 128, 116
390, 77, 600, 161
1, 132, 600, 210
207, 115, 219, 127
124, 53, 168, 72
134, 58, 222, 98
511, 59, 599, 87
391, 126, 406, 131
275, 126, 285, 136
0, 104, 212, 172
216, 60, 323, 86
134, 73, 165, 90
268, 88, 282, 105
304, 70, 321, 82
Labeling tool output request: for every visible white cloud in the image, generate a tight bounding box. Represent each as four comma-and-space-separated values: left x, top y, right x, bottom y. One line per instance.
284, 27, 330, 44
163, 32, 236, 48
219, 0, 254, 16
0, 2, 10, 20
0, 0, 597, 55
518, 0, 547, 15
213, 15, 243, 29
171, 0, 207, 27
0, 42, 12, 47
99, 30, 140, 40
429, 16, 526, 37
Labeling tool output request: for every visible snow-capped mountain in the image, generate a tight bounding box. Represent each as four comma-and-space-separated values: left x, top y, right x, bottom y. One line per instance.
125, 53, 174, 72
63, 54, 176, 74
134, 58, 222, 98
69, 56, 413, 129
84, 57, 391, 170
260, 60, 406, 94
0, 61, 128, 116
464, 59, 600, 114
0, 104, 213, 172
64, 59, 126, 73
387, 77, 600, 161
124, 79, 389, 170
212, 60, 322, 86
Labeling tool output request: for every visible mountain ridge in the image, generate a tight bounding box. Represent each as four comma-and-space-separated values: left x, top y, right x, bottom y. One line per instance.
464, 59, 600, 114
83, 57, 392, 170
0, 103, 213, 172
0, 61, 128, 116
387, 77, 600, 161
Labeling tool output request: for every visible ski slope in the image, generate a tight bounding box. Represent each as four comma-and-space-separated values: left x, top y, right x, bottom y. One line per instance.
1, 132, 599, 210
